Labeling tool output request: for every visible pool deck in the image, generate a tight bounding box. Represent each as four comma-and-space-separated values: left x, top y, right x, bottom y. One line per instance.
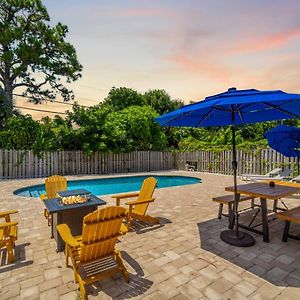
0, 171, 300, 299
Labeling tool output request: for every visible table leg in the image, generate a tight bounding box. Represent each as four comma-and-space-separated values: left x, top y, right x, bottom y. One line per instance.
273, 199, 278, 212
51, 213, 54, 238
260, 198, 269, 242
218, 203, 223, 219
282, 221, 291, 242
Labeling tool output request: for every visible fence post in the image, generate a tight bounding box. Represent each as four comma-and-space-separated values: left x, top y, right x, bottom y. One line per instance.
148, 151, 151, 172
0, 150, 2, 180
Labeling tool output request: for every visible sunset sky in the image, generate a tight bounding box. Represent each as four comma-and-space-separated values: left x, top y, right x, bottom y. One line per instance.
17, 0, 300, 118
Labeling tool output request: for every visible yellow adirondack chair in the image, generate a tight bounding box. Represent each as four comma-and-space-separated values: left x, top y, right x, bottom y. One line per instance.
0, 210, 18, 263
57, 206, 129, 300
112, 177, 159, 229
40, 175, 67, 225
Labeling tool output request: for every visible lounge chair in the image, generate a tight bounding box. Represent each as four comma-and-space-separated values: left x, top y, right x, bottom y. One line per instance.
0, 210, 18, 263
111, 177, 159, 229
244, 168, 292, 182
57, 206, 129, 300
292, 175, 300, 183
241, 168, 282, 181
40, 175, 67, 225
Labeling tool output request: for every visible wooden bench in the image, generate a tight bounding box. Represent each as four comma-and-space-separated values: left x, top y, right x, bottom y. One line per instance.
212, 194, 255, 229
276, 206, 300, 242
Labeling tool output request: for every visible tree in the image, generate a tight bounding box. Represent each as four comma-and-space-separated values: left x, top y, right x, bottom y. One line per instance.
33, 115, 79, 152
0, 0, 82, 108
143, 89, 183, 115
103, 87, 146, 111
0, 114, 40, 149
102, 106, 167, 152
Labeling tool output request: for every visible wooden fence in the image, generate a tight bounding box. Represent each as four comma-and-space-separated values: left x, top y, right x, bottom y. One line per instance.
0, 150, 175, 180
0, 148, 298, 180
176, 149, 299, 176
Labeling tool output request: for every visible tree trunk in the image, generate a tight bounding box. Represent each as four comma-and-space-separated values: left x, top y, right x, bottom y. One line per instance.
2, 74, 14, 112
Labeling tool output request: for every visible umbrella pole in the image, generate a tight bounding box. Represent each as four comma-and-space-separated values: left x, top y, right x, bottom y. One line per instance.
220, 117, 255, 247
231, 125, 239, 236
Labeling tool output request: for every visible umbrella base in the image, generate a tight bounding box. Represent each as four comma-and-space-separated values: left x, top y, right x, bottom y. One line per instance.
220, 230, 255, 247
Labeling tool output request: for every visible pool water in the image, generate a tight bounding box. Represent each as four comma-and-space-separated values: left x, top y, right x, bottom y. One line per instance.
14, 175, 201, 197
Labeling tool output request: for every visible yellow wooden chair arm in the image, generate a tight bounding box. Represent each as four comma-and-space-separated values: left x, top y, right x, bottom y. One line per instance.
57, 224, 80, 248
111, 192, 140, 199
0, 210, 18, 218
40, 194, 48, 200
0, 221, 18, 229
112, 192, 140, 206
125, 198, 155, 206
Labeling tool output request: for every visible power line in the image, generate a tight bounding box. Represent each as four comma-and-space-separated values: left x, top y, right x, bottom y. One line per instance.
3, 88, 102, 106
11, 93, 91, 108
14, 105, 68, 115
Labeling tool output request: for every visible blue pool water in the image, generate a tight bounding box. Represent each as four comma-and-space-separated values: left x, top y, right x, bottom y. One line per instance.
14, 175, 201, 197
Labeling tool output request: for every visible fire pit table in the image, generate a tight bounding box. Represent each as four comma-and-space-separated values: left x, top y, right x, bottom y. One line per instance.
43, 189, 106, 251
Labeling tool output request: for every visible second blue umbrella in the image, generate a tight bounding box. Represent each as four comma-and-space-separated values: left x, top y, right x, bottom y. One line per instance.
265, 124, 300, 175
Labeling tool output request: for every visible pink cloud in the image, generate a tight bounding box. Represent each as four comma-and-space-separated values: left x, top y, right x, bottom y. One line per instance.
232, 27, 300, 54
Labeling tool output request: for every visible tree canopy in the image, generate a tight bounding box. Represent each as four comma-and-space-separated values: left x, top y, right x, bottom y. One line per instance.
0, 0, 82, 108
1, 85, 298, 153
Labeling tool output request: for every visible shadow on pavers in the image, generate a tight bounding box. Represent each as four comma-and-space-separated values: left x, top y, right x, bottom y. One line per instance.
131, 217, 172, 235
0, 242, 33, 273
197, 216, 300, 287
86, 251, 153, 299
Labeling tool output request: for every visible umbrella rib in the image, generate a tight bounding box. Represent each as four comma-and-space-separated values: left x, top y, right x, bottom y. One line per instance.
211, 105, 231, 112
237, 109, 245, 125
162, 111, 192, 126
195, 108, 215, 127
262, 101, 300, 118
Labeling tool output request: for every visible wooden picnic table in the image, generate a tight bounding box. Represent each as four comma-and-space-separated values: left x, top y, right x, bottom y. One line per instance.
225, 182, 300, 242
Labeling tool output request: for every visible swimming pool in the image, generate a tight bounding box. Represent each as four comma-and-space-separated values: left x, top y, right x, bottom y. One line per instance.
14, 175, 201, 197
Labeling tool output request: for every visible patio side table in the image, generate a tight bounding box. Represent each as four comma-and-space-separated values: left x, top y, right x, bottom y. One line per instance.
43, 191, 106, 251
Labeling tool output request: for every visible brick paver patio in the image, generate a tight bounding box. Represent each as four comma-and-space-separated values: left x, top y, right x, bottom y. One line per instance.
0, 171, 300, 299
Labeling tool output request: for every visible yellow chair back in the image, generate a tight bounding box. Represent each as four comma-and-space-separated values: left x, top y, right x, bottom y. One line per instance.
134, 177, 157, 215
45, 175, 67, 198
80, 206, 126, 262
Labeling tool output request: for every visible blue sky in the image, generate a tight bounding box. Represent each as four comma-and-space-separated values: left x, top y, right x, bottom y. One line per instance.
39, 0, 300, 108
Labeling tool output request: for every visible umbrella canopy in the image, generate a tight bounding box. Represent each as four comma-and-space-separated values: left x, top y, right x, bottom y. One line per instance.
265, 124, 300, 174
156, 87, 300, 247
265, 124, 300, 157
156, 88, 300, 128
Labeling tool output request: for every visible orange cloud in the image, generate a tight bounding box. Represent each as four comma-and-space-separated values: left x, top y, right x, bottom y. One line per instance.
164, 53, 230, 82
233, 27, 300, 54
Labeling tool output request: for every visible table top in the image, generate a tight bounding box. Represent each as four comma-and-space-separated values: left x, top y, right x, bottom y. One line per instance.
225, 182, 300, 200
43, 194, 106, 213
57, 189, 91, 197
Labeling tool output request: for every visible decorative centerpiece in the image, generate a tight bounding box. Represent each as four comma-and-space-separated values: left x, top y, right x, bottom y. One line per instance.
57, 189, 92, 206
61, 195, 87, 205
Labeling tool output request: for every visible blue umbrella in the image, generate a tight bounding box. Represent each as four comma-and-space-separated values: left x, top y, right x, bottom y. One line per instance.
156, 87, 300, 247
265, 124, 300, 174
